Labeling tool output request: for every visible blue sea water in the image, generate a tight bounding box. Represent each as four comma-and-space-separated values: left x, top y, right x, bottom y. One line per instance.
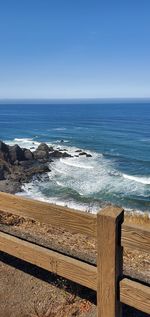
0, 101, 150, 213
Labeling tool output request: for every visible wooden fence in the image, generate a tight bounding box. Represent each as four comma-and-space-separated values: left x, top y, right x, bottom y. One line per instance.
0, 192, 150, 317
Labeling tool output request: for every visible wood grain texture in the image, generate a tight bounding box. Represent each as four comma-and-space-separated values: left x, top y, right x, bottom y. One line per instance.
0, 231, 97, 290
97, 206, 124, 317
122, 223, 150, 253
0, 192, 96, 237
120, 278, 150, 314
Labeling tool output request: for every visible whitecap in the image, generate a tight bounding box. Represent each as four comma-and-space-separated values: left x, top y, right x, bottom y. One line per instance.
53, 128, 67, 131
123, 174, 150, 185
140, 138, 150, 142
55, 140, 69, 143
4, 138, 40, 151
14, 138, 33, 142
60, 158, 93, 169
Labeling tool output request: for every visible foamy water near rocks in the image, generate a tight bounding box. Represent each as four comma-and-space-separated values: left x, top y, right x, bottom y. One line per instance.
0, 140, 92, 195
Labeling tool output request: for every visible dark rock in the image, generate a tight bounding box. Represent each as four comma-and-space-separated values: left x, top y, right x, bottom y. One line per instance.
33, 143, 49, 160
59, 149, 67, 152
25, 164, 50, 178
33, 150, 49, 160
49, 150, 71, 158
62, 152, 71, 158
79, 152, 87, 156
0, 141, 9, 161
0, 141, 52, 194
14, 160, 19, 165
0, 180, 22, 194
23, 149, 33, 160
75, 149, 82, 153
0, 165, 5, 180
86, 153, 92, 157
19, 160, 34, 168
78, 151, 92, 157
0, 159, 11, 180
8, 144, 25, 163
49, 151, 62, 158
49, 146, 54, 152
36, 143, 49, 152
60, 140, 64, 143
0, 140, 8, 152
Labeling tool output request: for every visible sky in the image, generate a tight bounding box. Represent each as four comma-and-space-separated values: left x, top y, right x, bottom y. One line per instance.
0, 0, 150, 99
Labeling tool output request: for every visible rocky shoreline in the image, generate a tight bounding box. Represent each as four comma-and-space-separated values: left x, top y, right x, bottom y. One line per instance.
0, 140, 92, 194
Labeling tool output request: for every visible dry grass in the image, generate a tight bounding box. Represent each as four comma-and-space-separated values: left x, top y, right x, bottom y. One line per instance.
26, 295, 93, 317
125, 211, 150, 227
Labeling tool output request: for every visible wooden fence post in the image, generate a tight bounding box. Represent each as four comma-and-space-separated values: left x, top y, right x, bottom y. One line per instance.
97, 206, 124, 317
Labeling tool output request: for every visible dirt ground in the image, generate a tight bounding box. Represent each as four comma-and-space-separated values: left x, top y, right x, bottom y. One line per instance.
0, 211, 150, 317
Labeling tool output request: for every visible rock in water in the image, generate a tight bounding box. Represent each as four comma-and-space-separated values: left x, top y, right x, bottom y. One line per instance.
36, 143, 50, 152
33, 143, 49, 160
49, 150, 72, 158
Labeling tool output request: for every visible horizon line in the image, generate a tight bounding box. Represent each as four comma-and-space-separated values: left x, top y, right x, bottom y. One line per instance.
0, 97, 150, 104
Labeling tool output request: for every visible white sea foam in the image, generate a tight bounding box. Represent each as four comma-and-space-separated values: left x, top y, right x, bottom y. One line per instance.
14, 138, 32, 142
60, 158, 94, 169
55, 139, 69, 143
123, 174, 150, 185
5, 138, 40, 150
124, 207, 150, 218
56, 181, 64, 187
17, 182, 99, 213
9, 137, 150, 213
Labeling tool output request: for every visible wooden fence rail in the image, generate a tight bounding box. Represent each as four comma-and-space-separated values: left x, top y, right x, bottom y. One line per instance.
0, 192, 150, 316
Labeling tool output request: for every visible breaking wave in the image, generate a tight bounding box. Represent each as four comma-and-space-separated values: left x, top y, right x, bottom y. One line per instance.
123, 174, 150, 185
4, 137, 150, 213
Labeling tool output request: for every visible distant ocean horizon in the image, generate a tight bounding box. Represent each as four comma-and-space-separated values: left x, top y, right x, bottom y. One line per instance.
0, 100, 150, 214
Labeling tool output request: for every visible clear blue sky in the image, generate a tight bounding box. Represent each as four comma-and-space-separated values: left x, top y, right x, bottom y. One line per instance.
0, 0, 150, 99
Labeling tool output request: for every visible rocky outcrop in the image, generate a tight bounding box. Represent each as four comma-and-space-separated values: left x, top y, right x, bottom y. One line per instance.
0, 165, 5, 180
49, 150, 72, 159
8, 144, 25, 163
0, 159, 11, 180
0, 140, 92, 194
0, 141, 10, 162
79, 152, 92, 157
75, 149, 92, 157
33, 143, 50, 160
0, 141, 33, 163
23, 149, 33, 160
85, 153, 92, 157
37, 143, 50, 152
0, 141, 51, 194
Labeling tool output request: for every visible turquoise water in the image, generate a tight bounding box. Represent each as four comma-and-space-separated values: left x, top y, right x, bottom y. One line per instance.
0, 101, 150, 213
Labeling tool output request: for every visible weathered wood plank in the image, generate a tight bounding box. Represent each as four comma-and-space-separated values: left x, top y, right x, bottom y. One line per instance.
97, 206, 124, 317
0, 231, 97, 290
122, 223, 150, 253
120, 278, 150, 314
0, 192, 96, 237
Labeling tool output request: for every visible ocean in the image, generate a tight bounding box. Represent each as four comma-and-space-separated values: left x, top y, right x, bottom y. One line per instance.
0, 100, 150, 214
